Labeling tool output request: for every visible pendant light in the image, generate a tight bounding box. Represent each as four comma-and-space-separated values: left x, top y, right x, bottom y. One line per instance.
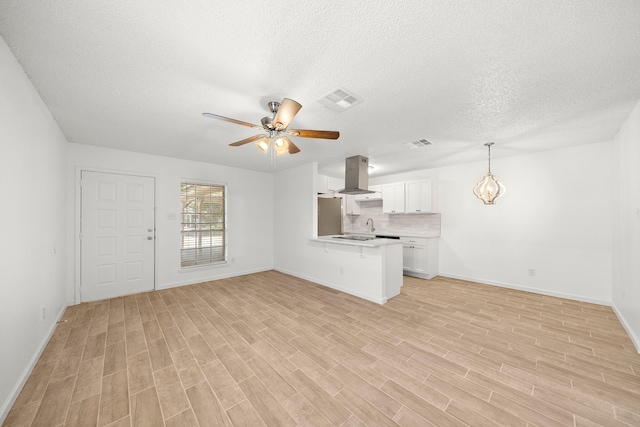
473, 142, 506, 205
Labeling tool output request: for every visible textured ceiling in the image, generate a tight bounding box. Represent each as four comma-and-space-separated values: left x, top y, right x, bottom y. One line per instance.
1, 0, 639, 177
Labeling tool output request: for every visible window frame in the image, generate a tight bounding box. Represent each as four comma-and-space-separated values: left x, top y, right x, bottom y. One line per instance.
180, 180, 227, 269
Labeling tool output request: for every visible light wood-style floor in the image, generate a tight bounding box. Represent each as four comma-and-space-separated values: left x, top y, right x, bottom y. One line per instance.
4, 271, 640, 426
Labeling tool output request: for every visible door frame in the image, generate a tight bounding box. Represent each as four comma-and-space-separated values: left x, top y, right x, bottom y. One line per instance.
74, 166, 158, 304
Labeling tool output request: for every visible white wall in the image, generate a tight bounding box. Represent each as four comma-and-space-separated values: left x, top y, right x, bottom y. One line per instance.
273, 162, 317, 272
612, 99, 640, 352
67, 143, 274, 301
0, 38, 69, 420
372, 141, 614, 304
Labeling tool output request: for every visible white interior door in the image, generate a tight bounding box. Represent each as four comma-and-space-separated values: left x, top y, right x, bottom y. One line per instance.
81, 171, 155, 302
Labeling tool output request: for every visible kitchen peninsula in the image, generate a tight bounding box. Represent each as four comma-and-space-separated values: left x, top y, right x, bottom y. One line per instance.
308, 235, 403, 304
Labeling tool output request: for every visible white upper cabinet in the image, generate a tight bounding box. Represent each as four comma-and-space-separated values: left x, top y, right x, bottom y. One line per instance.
344, 194, 360, 215
317, 175, 346, 195
354, 184, 382, 201
316, 174, 329, 194
382, 183, 405, 213
405, 179, 433, 213
327, 176, 344, 192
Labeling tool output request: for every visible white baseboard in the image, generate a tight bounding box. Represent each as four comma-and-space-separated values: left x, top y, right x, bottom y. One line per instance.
438, 272, 611, 306
273, 267, 387, 305
156, 267, 272, 291
611, 303, 640, 354
0, 304, 68, 424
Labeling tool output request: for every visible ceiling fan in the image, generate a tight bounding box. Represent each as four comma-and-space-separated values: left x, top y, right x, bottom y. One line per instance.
203, 98, 340, 155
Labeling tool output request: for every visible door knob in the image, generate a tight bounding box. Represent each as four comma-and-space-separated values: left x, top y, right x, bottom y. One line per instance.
147, 228, 153, 232
147, 236, 153, 240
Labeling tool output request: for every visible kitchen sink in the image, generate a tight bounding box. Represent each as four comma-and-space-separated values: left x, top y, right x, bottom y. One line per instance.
332, 235, 377, 241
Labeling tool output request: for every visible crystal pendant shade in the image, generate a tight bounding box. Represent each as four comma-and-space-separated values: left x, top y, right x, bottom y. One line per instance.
473, 142, 506, 205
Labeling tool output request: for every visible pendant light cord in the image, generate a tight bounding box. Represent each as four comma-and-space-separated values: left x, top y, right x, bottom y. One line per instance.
485, 142, 494, 174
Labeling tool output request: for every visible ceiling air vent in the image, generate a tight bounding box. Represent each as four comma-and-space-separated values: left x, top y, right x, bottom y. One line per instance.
403, 138, 432, 149
318, 87, 363, 113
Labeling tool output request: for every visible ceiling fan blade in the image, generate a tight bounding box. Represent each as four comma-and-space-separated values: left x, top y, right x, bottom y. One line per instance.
229, 134, 266, 147
288, 129, 340, 140
272, 98, 302, 130
202, 113, 263, 130
285, 137, 301, 154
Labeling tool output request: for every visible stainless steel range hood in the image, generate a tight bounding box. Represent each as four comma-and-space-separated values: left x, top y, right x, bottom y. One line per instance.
338, 155, 375, 195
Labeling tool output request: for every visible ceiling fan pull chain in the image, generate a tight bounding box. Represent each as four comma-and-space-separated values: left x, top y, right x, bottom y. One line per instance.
270, 138, 276, 168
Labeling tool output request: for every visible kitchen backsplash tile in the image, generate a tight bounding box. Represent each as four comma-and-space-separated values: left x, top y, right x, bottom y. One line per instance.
343, 200, 441, 235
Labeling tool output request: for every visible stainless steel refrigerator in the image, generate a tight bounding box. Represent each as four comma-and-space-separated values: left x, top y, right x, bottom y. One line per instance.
318, 197, 343, 236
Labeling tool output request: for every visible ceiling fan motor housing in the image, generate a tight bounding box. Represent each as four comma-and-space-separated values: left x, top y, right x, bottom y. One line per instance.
267, 101, 280, 114
261, 116, 275, 130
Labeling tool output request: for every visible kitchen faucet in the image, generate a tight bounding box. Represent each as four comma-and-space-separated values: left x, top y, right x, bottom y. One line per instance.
366, 218, 375, 232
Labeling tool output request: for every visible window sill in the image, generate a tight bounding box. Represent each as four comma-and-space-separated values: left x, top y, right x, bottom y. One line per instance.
179, 261, 228, 273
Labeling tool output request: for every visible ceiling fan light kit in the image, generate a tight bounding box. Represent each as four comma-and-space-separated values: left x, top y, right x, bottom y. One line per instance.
203, 98, 339, 157
255, 138, 270, 153
473, 142, 506, 205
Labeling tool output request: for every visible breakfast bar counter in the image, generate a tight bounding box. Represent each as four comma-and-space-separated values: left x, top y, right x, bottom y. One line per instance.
308, 235, 403, 304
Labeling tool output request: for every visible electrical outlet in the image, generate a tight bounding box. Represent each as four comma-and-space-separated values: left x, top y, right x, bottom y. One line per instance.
340, 266, 344, 275
528, 269, 535, 277
42, 306, 46, 320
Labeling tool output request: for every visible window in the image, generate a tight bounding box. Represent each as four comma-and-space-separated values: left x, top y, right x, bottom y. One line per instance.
180, 182, 226, 267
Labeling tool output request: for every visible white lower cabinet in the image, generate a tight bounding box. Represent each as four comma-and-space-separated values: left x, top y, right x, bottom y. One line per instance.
401, 236, 439, 279
402, 238, 426, 274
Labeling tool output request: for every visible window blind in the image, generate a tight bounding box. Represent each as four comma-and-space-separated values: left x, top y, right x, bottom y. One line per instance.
180, 182, 226, 267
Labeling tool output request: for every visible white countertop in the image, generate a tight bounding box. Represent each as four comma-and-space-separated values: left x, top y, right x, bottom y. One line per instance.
312, 235, 403, 247
345, 231, 441, 238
